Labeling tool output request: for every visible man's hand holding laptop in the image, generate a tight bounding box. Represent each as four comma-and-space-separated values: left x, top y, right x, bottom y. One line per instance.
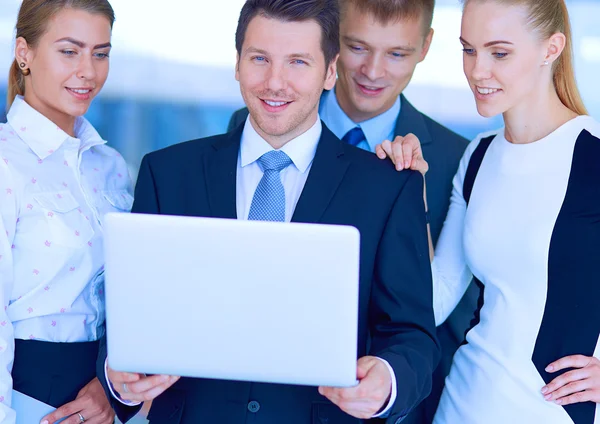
106, 366, 179, 403
106, 354, 391, 419
319, 355, 392, 419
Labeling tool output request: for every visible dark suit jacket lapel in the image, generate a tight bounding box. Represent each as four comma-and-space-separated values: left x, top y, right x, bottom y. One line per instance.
394, 94, 433, 146
292, 124, 349, 223
202, 126, 241, 219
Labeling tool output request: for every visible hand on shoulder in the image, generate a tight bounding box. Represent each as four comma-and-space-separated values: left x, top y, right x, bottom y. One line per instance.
375, 133, 429, 176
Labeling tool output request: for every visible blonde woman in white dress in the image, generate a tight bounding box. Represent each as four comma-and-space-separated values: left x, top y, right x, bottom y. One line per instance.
376, 0, 600, 422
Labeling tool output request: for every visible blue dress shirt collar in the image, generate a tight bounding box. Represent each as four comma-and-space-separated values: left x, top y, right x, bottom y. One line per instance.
319, 87, 400, 152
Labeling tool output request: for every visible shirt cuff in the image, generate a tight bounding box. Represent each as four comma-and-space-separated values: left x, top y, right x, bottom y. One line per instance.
104, 359, 142, 406
372, 357, 398, 418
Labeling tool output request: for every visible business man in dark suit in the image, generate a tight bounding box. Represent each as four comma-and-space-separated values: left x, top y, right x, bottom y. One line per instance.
227, 2, 473, 422
98, 1, 439, 423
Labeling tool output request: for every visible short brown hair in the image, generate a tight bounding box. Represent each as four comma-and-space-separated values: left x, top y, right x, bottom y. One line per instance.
235, 0, 340, 66
339, 0, 435, 34
7, 0, 115, 109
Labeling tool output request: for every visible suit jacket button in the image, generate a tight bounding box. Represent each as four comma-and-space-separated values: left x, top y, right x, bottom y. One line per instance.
247, 400, 260, 413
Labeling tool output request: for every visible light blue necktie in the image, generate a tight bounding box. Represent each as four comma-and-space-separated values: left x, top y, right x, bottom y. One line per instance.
248, 150, 293, 222
341, 126, 365, 147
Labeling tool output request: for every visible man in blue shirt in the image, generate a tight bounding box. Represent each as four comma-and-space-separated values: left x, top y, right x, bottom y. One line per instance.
228, 1, 472, 422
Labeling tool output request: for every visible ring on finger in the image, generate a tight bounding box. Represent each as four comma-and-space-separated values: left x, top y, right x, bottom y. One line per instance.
77, 412, 85, 423
122, 382, 129, 393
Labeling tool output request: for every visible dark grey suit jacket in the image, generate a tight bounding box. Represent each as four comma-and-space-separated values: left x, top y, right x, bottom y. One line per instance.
228, 95, 477, 424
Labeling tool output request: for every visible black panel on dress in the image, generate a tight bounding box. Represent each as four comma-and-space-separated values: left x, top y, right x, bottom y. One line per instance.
460, 277, 485, 347
532, 129, 600, 424
463, 135, 495, 205
460, 135, 495, 346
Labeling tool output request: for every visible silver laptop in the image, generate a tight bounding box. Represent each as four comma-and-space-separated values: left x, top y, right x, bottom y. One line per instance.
104, 213, 360, 387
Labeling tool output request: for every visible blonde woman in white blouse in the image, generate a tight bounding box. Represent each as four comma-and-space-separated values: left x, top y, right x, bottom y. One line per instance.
0, 1, 132, 424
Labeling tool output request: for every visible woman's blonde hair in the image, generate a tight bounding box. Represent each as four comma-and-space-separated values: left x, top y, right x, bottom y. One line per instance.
464, 0, 587, 115
7, 0, 115, 109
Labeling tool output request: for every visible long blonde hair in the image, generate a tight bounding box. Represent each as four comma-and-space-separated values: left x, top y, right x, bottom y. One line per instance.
7, 0, 115, 110
464, 0, 587, 115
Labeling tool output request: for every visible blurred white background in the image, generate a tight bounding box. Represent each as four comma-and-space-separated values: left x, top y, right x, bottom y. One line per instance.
1, 1, 598, 422
1, 0, 598, 178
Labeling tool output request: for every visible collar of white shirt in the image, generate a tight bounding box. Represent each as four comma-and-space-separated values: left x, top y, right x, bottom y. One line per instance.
240, 115, 323, 173
6, 95, 106, 160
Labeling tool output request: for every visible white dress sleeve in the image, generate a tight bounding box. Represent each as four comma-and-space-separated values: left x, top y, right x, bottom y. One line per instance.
432, 130, 499, 326
0, 159, 17, 424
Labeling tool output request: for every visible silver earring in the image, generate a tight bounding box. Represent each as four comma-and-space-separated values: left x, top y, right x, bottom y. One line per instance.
543, 60, 549, 66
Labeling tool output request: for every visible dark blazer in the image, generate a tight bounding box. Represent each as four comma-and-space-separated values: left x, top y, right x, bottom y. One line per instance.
99, 123, 439, 424
228, 95, 474, 424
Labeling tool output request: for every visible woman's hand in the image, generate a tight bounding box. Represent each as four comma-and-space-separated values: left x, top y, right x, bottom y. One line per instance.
375, 133, 429, 175
542, 355, 600, 406
42, 377, 115, 424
